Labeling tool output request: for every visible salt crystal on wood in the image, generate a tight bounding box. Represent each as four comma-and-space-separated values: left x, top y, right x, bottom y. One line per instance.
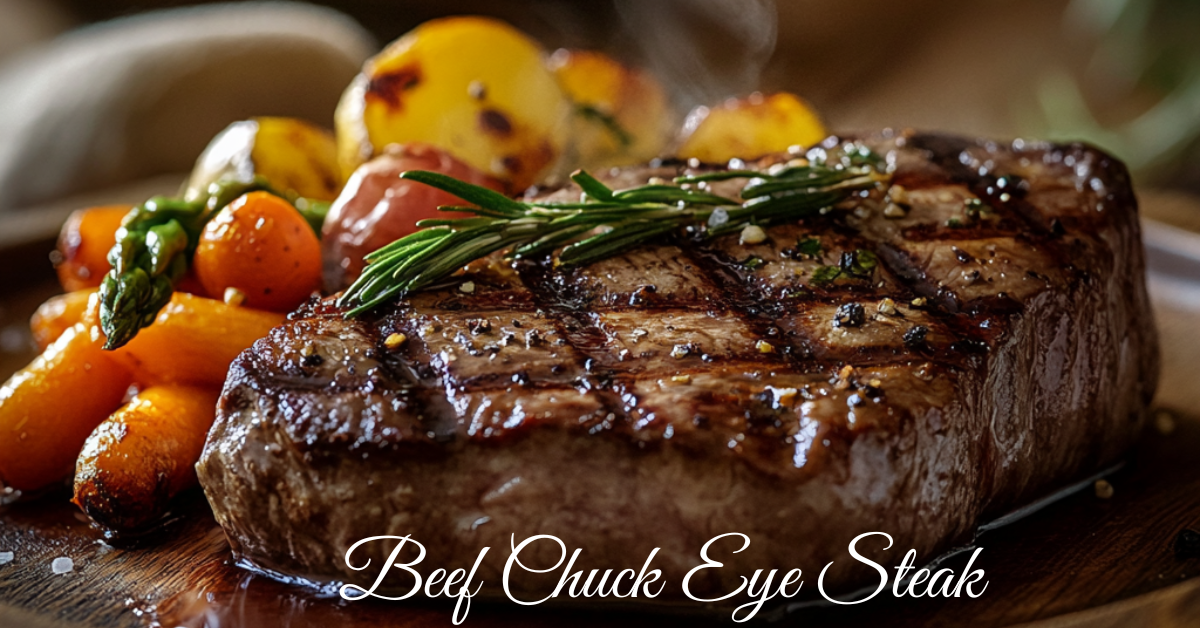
0, 551, 13, 565
51, 556, 73, 574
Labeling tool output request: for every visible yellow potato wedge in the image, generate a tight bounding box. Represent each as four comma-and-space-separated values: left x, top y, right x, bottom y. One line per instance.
185, 117, 342, 202
336, 16, 569, 190
678, 92, 827, 163
110, 292, 285, 387
31, 289, 98, 351
550, 49, 674, 171
0, 323, 133, 491
74, 384, 220, 531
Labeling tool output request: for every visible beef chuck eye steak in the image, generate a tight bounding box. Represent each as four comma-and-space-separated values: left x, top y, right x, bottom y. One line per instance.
197, 131, 1158, 606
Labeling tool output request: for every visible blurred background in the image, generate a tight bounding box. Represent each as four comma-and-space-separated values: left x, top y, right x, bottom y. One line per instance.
0, 0, 1197, 402
0, 0, 1197, 208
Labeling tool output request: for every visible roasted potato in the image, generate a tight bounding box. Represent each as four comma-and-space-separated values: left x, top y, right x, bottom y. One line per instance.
678, 92, 827, 163
194, 191, 323, 312
549, 49, 674, 170
110, 292, 285, 386
322, 144, 506, 290
335, 16, 570, 190
74, 384, 220, 531
0, 323, 133, 491
55, 205, 130, 292
185, 117, 342, 202
30, 289, 97, 351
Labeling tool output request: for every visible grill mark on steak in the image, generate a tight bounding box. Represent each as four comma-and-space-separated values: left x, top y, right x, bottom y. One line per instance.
198, 130, 1159, 605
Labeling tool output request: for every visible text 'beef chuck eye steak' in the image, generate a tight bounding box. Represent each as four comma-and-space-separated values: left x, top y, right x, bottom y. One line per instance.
197, 131, 1159, 607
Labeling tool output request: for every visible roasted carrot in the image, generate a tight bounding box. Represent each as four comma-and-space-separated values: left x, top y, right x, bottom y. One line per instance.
73, 384, 220, 531
55, 205, 130, 292
30, 289, 97, 351
193, 191, 323, 312
0, 323, 133, 491
109, 291, 284, 386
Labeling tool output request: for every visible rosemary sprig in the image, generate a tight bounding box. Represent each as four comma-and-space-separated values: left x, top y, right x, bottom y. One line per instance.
339, 143, 890, 317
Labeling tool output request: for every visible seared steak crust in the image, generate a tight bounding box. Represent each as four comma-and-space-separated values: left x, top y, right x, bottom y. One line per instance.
197, 131, 1158, 605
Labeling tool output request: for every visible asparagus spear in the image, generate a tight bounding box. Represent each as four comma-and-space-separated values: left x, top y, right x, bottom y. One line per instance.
98, 177, 329, 350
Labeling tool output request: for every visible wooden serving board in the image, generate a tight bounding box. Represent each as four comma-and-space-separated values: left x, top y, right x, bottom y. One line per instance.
3, 217, 1200, 627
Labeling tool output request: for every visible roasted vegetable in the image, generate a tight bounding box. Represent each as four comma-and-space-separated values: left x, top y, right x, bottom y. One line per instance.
321, 143, 506, 289
184, 117, 342, 202
194, 191, 323, 312
55, 206, 131, 292
110, 292, 284, 386
335, 16, 569, 190
30, 289, 97, 351
102, 115, 342, 349
0, 323, 133, 491
549, 49, 674, 170
678, 92, 827, 163
98, 178, 272, 350
74, 384, 220, 531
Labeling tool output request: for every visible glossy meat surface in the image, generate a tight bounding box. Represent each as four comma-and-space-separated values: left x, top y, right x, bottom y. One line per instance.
198, 131, 1159, 606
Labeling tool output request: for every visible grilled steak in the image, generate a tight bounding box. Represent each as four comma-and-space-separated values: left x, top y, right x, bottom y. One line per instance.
197, 131, 1158, 607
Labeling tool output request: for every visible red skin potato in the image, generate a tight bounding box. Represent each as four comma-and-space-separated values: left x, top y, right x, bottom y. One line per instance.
322, 143, 507, 291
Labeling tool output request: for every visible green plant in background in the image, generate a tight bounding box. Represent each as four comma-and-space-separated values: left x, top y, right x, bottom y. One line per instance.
1038, 0, 1200, 181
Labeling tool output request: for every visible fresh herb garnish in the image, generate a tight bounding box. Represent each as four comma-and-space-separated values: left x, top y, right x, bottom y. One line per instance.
844, 249, 877, 277
810, 265, 844, 286
795, 237, 822, 259
739, 256, 766, 270
339, 143, 889, 317
809, 248, 878, 286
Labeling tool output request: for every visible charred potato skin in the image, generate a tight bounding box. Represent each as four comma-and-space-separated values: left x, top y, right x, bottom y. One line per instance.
678, 92, 827, 163
550, 49, 675, 171
335, 16, 570, 190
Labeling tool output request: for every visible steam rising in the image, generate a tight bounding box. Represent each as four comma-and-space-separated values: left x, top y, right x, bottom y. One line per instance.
614, 0, 778, 110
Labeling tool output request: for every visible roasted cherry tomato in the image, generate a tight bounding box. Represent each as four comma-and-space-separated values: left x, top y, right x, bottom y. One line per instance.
194, 192, 322, 312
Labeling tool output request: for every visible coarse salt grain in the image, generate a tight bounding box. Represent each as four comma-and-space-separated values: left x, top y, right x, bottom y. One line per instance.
740, 225, 767, 245
223, 287, 246, 307
0, 551, 13, 565
51, 557, 73, 574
